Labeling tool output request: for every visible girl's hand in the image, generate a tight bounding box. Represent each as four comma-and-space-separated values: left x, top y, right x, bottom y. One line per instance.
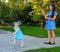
13, 30, 18, 35
13, 33, 15, 35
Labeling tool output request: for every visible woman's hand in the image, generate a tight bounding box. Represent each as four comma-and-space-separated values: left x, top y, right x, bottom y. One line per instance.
41, 9, 49, 20
50, 16, 56, 20
41, 9, 45, 16
44, 17, 48, 19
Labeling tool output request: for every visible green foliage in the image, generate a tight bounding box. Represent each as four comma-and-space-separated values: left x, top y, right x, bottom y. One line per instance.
0, 0, 60, 26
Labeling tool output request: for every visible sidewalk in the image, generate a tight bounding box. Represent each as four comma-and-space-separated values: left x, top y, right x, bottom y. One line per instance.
0, 30, 60, 52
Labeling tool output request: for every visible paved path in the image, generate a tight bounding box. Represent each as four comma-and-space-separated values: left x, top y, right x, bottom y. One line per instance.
0, 29, 60, 52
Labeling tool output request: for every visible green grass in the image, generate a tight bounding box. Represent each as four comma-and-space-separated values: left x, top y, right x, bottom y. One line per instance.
0, 26, 60, 38
0, 26, 60, 52
0, 26, 14, 32
24, 47, 60, 52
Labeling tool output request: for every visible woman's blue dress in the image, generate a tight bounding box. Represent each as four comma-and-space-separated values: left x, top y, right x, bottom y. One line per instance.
45, 11, 58, 30
13, 27, 23, 41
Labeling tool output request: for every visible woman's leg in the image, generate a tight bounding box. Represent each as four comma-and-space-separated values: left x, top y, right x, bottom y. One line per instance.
51, 30, 55, 44
44, 30, 51, 44
47, 30, 51, 42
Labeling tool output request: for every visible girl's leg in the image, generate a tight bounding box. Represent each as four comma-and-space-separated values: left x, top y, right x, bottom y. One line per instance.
20, 40, 24, 47
12, 38, 16, 44
51, 30, 55, 44
47, 30, 51, 42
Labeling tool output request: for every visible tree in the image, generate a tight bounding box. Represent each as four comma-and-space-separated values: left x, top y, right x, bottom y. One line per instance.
0, 0, 60, 26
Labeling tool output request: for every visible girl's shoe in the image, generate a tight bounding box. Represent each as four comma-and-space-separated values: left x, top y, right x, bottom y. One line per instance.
21, 44, 24, 47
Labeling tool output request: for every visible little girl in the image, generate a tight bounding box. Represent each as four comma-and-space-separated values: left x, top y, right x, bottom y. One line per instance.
12, 22, 24, 47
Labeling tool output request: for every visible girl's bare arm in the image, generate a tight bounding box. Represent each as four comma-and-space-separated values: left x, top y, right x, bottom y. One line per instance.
13, 30, 18, 35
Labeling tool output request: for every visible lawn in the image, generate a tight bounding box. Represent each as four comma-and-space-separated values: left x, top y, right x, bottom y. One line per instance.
0, 26, 60, 52
24, 47, 60, 52
0, 26, 60, 38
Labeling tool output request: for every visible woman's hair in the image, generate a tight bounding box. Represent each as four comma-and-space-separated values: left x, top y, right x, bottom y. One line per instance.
50, 4, 56, 18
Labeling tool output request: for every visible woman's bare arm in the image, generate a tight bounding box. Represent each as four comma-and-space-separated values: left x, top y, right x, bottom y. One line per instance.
41, 9, 49, 19
50, 16, 56, 20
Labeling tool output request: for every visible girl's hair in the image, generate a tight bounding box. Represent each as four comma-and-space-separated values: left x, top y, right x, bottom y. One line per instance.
14, 22, 19, 25
50, 4, 56, 18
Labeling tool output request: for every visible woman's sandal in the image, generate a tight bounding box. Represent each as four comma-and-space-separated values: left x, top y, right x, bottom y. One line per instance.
50, 43, 55, 45
44, 42, 51, 44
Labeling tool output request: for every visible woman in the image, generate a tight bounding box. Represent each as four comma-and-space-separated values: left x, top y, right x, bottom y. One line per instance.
42, 4, 58, 45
